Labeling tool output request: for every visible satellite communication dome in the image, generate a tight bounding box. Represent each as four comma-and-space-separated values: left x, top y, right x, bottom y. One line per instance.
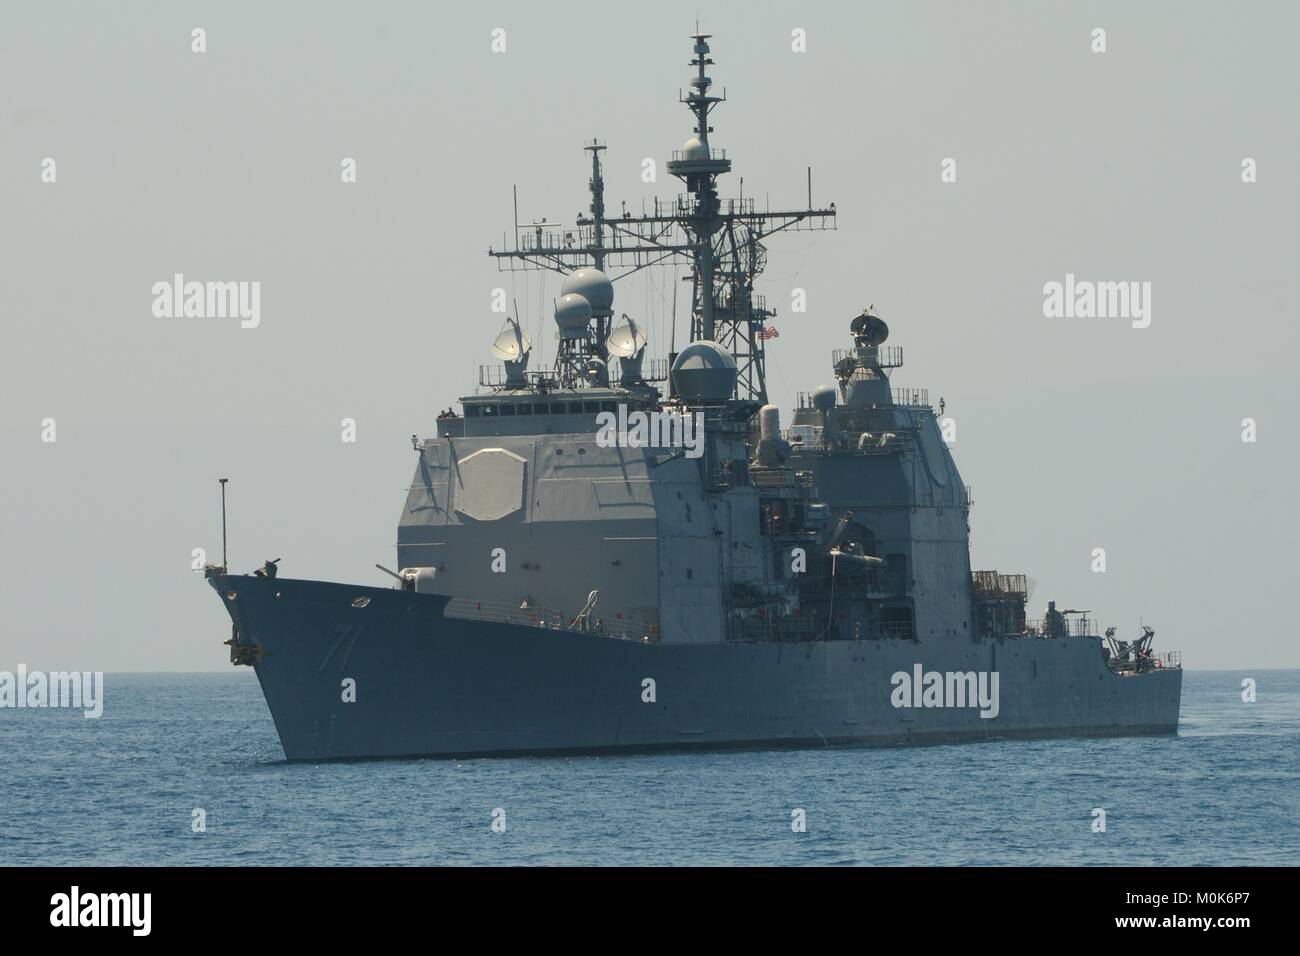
606, 316, 647, 358
554, 293, 593, 339
811, 384, 838, 410
671, 341, 737, 403
560, 267, 614, 316
491, 322, 531, 360
682, 137, 709, 160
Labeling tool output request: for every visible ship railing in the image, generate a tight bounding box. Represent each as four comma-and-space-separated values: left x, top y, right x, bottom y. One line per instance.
909, 486, 969, 510
475, 364, 671, 391
783, 423, 918, 456
727, 612, 913, 644
1070, 616, 1099, 637
610, 357, 670, 385
669, 147, 729, 164
476, 367, 563, 390
750, 468, 814, 490
842, 429, 914, 455
726, 614, 821, 643
831, 346, 904, 369
750, 468, 795, 489
892, 386, 930, 408
1024, 616, 1099, 638
443, 597, 659, 642
711, 292, 769, 315
972, 571, 1026, 596
654, 193, 750, 218
445, 598, 554, 628
799, 386, 928, 410
1106, 649, 1181, 673
876, 620, 915, 640
517, 227, 586, 252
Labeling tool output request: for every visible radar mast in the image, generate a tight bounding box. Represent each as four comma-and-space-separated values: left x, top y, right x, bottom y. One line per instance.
488, 32, 836, 404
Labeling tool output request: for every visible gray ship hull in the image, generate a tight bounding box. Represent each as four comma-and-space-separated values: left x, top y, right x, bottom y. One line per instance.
212, 574, 1181, 761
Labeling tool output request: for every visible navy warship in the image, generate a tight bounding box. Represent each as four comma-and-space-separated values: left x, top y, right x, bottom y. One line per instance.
207, 34, 1182, 761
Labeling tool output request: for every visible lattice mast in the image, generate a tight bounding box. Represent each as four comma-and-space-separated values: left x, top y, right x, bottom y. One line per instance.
487, 32, 836, 403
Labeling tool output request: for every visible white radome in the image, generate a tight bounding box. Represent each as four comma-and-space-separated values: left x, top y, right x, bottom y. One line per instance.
682, 137, 709, 160
560, 267, 614, 315
671, 340, 737, 403
554, 293, 594, 338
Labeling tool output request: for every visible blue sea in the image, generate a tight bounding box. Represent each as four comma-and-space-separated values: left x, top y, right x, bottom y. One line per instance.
2, 670, 1297, 866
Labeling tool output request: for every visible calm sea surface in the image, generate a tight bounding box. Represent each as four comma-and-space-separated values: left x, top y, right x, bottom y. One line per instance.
2, 670, 1297, 866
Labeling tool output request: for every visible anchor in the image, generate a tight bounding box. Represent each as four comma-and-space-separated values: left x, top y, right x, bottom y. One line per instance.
223, 624, 268, 666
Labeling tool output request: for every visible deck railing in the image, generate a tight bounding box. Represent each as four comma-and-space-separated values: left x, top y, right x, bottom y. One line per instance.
831, 346, 904, 369
443, 597, 658, 642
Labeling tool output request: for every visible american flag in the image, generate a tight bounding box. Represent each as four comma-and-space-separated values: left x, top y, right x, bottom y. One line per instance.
759, 325, 779, 340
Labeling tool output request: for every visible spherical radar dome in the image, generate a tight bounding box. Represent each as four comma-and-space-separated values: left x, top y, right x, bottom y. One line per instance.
682, 136, 709, 160
554, 293, 593, 339
560, 267, 614, 316
811, 384, 838, 410
671, 340, 738, 403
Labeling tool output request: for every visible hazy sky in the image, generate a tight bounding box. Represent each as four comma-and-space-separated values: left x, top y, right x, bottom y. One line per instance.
2, 1, 1296, 670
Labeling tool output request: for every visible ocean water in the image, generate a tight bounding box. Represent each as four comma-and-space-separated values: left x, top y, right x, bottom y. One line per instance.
2, 670, 1297, 866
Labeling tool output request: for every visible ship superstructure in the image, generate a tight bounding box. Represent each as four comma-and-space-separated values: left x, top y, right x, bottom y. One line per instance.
208, 34, 1182, 761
